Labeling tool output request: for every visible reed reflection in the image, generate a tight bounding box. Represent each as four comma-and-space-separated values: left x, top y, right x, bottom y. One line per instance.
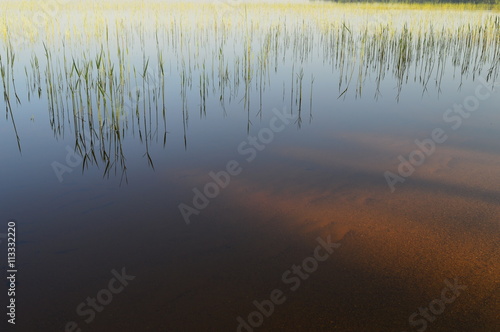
0, 4, 498, 179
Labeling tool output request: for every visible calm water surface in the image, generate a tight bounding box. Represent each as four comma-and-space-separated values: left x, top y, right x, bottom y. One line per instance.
0, 3, 499, 331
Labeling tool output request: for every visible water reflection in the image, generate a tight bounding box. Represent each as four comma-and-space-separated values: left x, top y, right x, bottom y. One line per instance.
1, 6, 498, 180
1, 4, 500, 331
0, 13, 500, 178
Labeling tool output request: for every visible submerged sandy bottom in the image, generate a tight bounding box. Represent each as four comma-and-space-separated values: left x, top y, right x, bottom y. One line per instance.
19, 135, 498, 332
1, 3, 499, 330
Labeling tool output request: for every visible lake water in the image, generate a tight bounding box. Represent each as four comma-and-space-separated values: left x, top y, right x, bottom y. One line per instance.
0, 3, 499, 331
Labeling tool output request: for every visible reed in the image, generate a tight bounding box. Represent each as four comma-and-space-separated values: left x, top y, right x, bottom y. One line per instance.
0, 0, 498, 177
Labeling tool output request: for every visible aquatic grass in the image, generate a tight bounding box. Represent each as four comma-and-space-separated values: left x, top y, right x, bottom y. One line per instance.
0, 49, 21, 152
0, 1, 498, 177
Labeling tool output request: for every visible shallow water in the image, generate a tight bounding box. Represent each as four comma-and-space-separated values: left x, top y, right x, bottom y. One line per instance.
1, 3, 499, 332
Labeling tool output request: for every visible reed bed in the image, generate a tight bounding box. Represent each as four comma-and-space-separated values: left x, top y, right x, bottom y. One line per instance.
0, 1, 498, 176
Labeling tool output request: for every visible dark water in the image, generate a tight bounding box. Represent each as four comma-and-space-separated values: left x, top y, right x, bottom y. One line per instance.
1, 5, 500, 332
